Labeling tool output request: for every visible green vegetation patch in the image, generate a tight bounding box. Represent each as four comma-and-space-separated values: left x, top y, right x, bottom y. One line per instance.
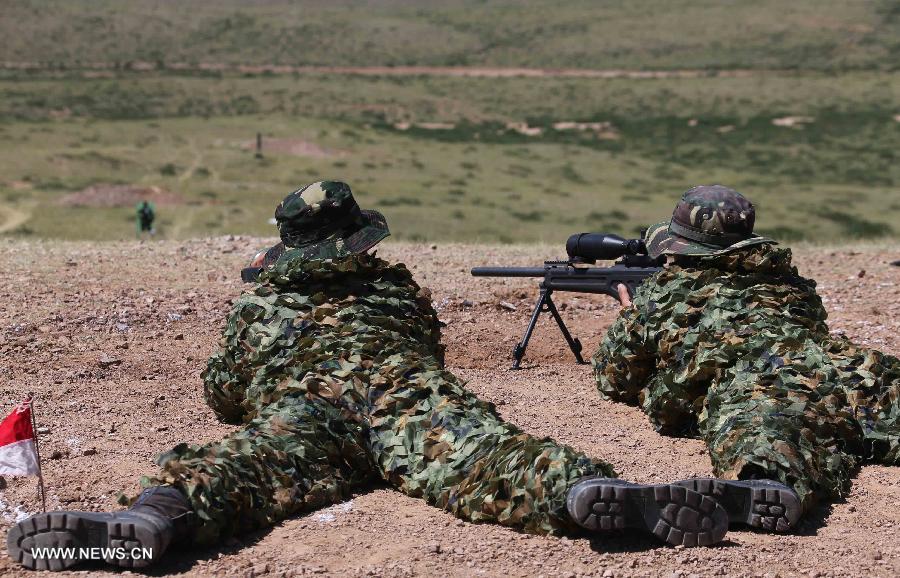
0, 115, 897, 244
2, 0, 898, 71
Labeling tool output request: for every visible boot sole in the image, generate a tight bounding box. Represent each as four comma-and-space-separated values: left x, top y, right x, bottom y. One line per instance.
567, 478, 728, 547
674, 478, 801, 532
6, 511, 167, 571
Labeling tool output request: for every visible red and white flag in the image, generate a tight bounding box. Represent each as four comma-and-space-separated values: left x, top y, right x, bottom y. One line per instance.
0, 399, 40, 476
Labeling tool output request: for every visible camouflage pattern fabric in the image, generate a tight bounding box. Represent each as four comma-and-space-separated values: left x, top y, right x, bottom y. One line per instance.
143, 250, 613, 545
644, 185, 773, 259
275, 181, 390, 257
644, 221, 773, 260
593, 243, 900, 510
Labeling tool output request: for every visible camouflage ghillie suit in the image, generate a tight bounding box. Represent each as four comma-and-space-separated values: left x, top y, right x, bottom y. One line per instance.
6, 182, 739, 572
146, 249, 613, 544
593, 243, 900, 510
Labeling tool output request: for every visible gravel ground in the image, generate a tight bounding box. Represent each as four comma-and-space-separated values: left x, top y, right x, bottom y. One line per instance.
1, 238, 899, 578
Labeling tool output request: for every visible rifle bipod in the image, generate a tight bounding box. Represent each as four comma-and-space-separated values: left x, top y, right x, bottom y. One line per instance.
511, 286, 585, 369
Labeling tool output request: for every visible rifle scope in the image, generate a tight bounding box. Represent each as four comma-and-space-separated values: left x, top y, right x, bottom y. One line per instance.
565, 233, 647, 262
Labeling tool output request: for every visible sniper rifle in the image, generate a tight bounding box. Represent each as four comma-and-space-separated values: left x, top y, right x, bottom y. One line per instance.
471, 233, 663, 369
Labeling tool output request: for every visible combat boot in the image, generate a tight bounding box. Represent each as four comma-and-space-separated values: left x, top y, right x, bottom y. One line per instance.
566, 478, 728, 547
6, 485, 192, 571
674, 478, 801, 532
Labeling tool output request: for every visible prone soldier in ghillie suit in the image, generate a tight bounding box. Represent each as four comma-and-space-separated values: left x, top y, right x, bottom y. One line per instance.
8, 182, 740, 572
594, 185, 900, 533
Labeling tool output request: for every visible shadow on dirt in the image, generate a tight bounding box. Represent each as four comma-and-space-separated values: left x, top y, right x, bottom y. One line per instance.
141, 483, 396, 575
578, 498, 835, 554
791, 500, 836, 537
442, 305, 616, 370
586, 532, 743, 553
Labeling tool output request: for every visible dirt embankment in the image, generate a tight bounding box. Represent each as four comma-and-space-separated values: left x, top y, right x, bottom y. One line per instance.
1, 239, 899, 577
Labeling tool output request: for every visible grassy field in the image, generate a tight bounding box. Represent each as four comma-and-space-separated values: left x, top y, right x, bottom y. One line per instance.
2, 0, 899, 71
4, 69, 899, 123
0, 1, 898, 244
0, 73, 897, 243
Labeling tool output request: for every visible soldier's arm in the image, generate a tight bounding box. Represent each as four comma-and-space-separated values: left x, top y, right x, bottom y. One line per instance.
615, 283, 632, 307
201, 294, 273, 423
591, 299, 656, 405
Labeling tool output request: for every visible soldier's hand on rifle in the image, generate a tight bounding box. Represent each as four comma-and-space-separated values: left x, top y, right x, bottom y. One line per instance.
242, 243, 287, 283
615, 283, 632, 307
250, 250, 267, 268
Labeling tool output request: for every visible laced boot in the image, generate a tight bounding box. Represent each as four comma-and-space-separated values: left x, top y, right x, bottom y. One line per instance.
6, 485, 193, 571
567, 477, 728, 547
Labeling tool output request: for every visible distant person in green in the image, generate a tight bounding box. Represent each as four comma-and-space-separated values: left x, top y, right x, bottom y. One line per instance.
594, 185, 900, 531
15, 180, 807, 572
136, 200, 155, 237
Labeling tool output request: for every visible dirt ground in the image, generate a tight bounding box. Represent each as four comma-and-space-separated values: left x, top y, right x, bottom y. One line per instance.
1, 238, 899, 578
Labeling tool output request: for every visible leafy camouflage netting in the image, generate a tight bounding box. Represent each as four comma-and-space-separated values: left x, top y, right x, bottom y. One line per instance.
593, 244, 900, 510
143, 250, 613, 544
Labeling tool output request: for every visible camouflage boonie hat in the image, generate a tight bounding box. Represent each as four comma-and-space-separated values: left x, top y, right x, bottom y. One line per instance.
644, 185, 775, 259
274, 181, 390, 259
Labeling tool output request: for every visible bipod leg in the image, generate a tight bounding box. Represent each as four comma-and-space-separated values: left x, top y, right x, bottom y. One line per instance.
511, 287, 551, 369
543, 293, 585, 364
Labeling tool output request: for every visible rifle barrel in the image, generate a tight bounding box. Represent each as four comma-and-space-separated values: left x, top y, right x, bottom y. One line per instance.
470, 267, 548, 277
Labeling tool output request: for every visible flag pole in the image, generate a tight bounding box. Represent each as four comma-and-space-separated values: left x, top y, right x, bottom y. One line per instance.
27, 394, 47, 513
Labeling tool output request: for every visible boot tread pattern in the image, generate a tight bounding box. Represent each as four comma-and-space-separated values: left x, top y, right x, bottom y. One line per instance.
582, 482, 627, 531
750, 487, 796, 532
650, 483, 724, 547
568, 479, 728, 548
6, 511, 164, 571
675, 478, 800, 533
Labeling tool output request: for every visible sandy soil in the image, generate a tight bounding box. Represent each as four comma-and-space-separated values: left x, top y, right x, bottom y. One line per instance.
1, 238, 899, 578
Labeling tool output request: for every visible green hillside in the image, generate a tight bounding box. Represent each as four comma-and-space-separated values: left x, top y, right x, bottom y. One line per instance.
0, 1, 898, 243
2, 0, 899, 71
1, 70, 896, 243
